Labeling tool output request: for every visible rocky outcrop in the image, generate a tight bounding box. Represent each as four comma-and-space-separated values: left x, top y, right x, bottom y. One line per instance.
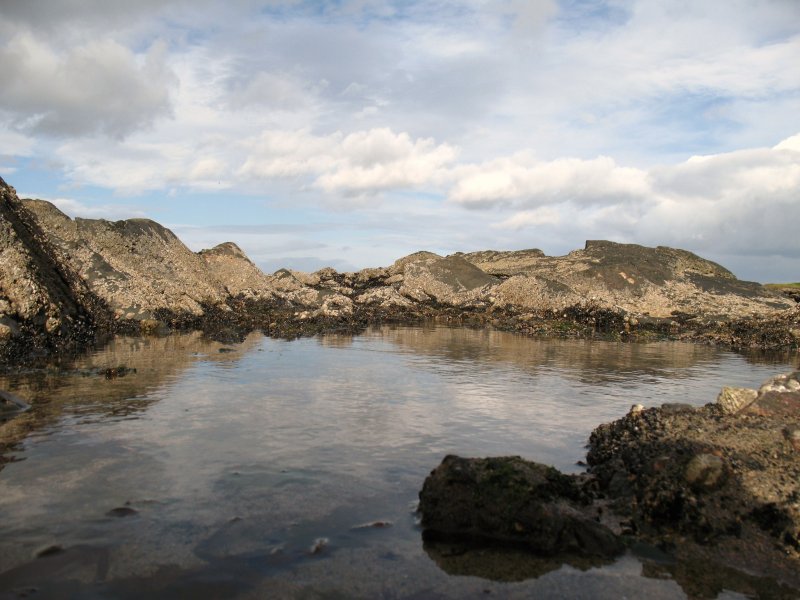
0, 177, 103, 351
22, 199, 232, 324
419, 371, 800, 590
1, 175, 798, 357
585, 370, 800, 587
463, 241, 793, 318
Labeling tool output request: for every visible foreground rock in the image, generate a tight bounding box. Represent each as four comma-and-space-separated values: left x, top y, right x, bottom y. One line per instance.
2, 175, 798, 361
589, 371, 800, 589
419, 372, 800, 591
419, 455, 623, 558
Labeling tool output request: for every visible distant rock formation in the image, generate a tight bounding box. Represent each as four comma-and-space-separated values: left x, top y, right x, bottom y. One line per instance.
1, 175, 797, 357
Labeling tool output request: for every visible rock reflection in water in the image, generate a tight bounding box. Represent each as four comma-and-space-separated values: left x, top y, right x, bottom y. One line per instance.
0, 332, 261, 469
423, 538, 613, 582
424, 538, 800, 600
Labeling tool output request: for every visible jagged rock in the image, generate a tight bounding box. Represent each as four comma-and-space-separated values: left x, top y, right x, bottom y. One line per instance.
1, 178, 100, 342
419, 455, 623, 559
398, 254, 499, 307
1, 174, 798, 352
716, 387, 758, 414
462, 241, 793, 318
22, 198, 230, 323
198, 242, 277, 300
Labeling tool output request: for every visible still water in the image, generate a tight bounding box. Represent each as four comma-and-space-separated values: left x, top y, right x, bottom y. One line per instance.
0, 326, 797, 599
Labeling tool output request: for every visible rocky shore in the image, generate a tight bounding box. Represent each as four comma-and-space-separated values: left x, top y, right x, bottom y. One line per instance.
419, 370, 800, 595
1, 175, 798, 364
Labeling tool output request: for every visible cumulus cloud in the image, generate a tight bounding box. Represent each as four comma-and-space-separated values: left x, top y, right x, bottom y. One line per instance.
0, 33, 175, 138
239, 127, 458, 195
449, 154, 650, 208
493, 207, 561, 230
479, 133, 800, 267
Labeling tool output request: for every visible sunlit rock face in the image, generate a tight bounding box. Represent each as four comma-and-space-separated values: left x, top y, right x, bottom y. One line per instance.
21, 198, 231, 322
0, 177, 101, 343
1, 172, 796, 352
462, 241, 793, 317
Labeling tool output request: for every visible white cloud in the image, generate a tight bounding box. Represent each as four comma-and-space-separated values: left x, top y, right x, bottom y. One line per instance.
449, 154, 650, 207
1, 0, 799, 281
239, 127, 458, 195
0, 33, 176, 138
493, 207, 561, 229
480, 133, 800, 267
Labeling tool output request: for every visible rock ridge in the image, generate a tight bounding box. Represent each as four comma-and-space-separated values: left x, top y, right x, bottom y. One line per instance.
1, 176, 798, 360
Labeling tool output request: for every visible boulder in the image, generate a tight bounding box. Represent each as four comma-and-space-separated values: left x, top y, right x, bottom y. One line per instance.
716, 387, 758, 414
418, 455, 623, 558
398, 254, 499, 307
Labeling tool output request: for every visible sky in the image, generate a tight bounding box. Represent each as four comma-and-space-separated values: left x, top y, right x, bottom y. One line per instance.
0, 0, 798, 282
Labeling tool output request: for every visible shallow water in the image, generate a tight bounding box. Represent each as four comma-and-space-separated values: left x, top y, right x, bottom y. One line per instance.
0, 326, 797, 599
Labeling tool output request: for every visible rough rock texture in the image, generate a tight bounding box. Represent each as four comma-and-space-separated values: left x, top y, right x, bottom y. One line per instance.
198, 242, 277, 301
419, 455, 623, 558
465, 241, 793, 318
0, 178, 102, 350
587, 370, 800, 588
22, 199, 231, 324
397, 253, 499, 307
419, 371, 800, 592
1, 174, 798, 357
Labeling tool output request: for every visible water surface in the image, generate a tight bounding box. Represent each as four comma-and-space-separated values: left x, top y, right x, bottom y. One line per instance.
0, 326, 796, 599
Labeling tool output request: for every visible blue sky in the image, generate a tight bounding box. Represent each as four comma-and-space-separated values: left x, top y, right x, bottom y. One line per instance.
1, 0, 799, 280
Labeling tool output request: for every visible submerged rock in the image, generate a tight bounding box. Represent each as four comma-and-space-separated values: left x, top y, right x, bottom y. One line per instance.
0, 389, 30, 418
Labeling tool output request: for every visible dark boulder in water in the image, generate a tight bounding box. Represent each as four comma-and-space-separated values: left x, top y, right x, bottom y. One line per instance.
418, 454, 623, 559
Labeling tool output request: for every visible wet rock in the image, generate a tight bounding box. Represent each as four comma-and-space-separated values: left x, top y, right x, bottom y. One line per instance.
585, 370, 800, 584
418, 455, 623, 559
745, 371, 800, 417
716, 386, 758, 414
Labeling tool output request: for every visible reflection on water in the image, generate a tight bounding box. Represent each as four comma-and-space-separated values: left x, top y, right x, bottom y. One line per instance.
0, 326, 797, 599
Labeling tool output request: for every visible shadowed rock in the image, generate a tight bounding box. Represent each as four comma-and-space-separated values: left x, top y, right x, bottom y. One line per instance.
418, 455, 623, 559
